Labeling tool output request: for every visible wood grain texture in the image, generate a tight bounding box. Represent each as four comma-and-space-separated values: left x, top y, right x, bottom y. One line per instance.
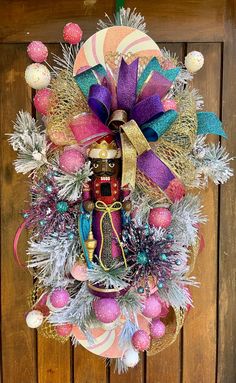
182, 43, 221, 383
126, 0, 225, 42
0, 44, 37, 383
109, 353, 144, 383
0, 0, 115, 43
74, 346, 107, 383
146, 42, 185, 383
218, 0, 236, 381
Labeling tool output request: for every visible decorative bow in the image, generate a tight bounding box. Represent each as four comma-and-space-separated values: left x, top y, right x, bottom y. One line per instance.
71, 56, 227, 193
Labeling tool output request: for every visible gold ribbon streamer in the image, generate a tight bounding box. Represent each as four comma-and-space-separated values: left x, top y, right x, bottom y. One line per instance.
121, 120, 151, 189
95, 200, 127, 271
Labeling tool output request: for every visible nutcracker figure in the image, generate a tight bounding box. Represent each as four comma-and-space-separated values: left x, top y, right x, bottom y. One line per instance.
81, 135, 131, 271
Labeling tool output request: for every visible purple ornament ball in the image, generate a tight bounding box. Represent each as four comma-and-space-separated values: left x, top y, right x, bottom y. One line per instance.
148, 207, 172, 228
27, 41, 48, 63
142, 294, 162, 319
59, 149, 85, 174
94, 298, 120, 324
150, 319, 166, 339
132, 330, 150, 352
49, 288, 70, 309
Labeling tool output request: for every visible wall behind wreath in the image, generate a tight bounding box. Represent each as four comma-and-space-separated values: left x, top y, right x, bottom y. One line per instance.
0, 1, 235, 382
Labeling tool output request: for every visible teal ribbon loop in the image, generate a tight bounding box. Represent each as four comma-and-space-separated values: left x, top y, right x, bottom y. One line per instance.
141, 110, 178, 141
197, 112, 227, 138
74, 64, 107, 98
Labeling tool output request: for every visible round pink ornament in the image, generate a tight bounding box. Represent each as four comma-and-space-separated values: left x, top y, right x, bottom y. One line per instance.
165, 178, 185, 202
59, 149, 85, 174
94, 298, 121, 324
27, 41, 48, 63
63, 23, 83, 45
150, 319, 166, 339
148, 207, 172, 229
33, 88, 51, 115
70, 262, 88, 281
162, 99, 177, 112
132, 330, 150, 352
142, 294, 162, 319
55, 323, 73, 337
49, 289, 70, 309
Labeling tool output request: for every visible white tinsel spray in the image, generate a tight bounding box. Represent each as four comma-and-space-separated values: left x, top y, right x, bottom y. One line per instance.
190, 135, 234, 187
52, 43, 81, 74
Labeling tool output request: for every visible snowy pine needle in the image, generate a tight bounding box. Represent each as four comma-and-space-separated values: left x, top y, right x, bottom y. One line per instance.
8, 111, 50, 174
52, 43, 81, 74
88, 262, 131, 289
98, 8, 147, 33
55, 162, 92, 201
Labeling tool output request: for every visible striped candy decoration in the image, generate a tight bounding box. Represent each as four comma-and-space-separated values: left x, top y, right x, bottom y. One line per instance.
73, 26, 161, 75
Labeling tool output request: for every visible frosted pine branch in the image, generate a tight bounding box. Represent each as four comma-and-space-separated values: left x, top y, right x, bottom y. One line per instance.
98, 8, 147, 33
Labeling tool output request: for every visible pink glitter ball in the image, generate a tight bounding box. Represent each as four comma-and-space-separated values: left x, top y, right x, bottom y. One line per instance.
33, 88, 51, 115
94, 298, 120, 324
132, 330, 150, 352
50, 289, 70, 308
55, 323, 73, 337
27, 41, 48, 63
59, 149, 85, 174
63, 23, 83, 44
70, 262, 88, 281
142, 294, 162, 318
150, 319, 166, 339
162, 99, 177, 112
165, 178, 185, 202
148, 207, 172, 229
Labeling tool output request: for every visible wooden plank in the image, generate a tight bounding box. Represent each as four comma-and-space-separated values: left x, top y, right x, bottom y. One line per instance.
38, 338, 71, 383
126, 0, 225, 42
35, 43, 72, 383
146, 42, 185, 383
0, 0, 116, 43
182, 43, 221, 383
110, 354, 144, 383
74, 347, 107, 383
217, 0, 236, 381
0, 44, 37, 383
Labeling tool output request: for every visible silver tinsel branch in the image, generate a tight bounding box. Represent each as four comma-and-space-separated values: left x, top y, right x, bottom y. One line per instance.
114, 358, 129, 374
87, 262, 131, 289
8, 111, 50, 175
55, 162, 92, 201
52, 43, 81, 74
190, 135, 234, 187
158, 271, 199, 309
170, 194, 206, 247
97, 7, 147, 33
27, 235, 81, 287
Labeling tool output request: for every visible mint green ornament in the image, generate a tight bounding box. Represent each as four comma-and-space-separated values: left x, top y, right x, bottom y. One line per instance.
137, 251, 149, 265
56, 201, 69, 213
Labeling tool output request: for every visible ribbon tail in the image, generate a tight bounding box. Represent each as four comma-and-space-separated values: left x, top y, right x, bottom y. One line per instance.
74, 64, 106, 98
13, 221, 27, 268
197, 112, 227, 138
121, 133, 137, 189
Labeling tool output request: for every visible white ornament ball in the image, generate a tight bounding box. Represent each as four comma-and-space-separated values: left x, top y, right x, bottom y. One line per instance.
26, 310, 44, 328
123, 347, 140, 368
25, 63, 51, 89
185, 51, 204, 73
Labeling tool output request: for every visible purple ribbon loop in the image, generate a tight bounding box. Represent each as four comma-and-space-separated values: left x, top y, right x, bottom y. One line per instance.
117, 58, 139, 112
88, 84, 111, 124
130, 94, 164, 126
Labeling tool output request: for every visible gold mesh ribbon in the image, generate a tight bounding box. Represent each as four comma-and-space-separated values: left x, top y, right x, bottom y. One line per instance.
148, 238, 200, 355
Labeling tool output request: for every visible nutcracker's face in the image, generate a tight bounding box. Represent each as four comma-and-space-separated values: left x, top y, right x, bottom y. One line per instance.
91, 158, 121, 178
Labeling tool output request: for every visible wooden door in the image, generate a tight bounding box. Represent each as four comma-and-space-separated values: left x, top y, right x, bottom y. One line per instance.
1, 1, 235, 382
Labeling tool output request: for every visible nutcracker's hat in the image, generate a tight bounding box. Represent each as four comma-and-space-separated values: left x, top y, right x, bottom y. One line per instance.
87, 135, 121, 159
